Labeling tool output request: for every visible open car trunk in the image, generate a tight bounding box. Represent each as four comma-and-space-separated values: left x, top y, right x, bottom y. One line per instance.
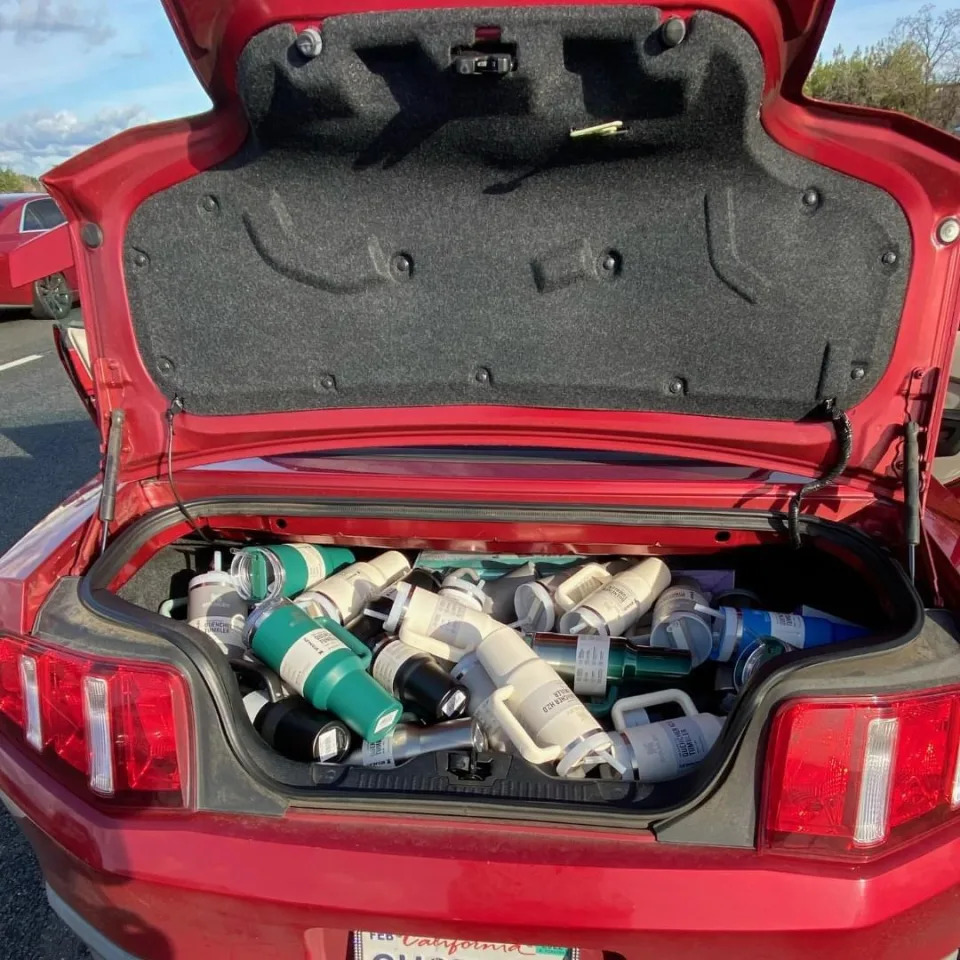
78, 498, 922, 821
51, 3, 950, 827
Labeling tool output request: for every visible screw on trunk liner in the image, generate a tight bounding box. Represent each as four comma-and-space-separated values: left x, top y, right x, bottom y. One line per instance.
801, 188, 821, 211
81, 223, 103, 249
157, 357, 175, 375
390, 253, 414, 280
198, 195, 219, 215
597, 249, 621, 279
850, 365, 866, 381
938, 217, 960, 245
881, 251, 898, 266
318, 374, 337, 391
131, 250, 149, 269
660, 17, 687, 48
295, 27, 323, 59
474, 367, 491, 385
667, 377, 686, 396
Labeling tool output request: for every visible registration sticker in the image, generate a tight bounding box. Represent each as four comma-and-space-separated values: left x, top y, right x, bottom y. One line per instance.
354, 932, 578, 960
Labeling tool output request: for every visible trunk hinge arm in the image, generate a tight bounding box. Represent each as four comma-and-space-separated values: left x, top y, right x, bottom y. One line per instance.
903, 420, 921, 582
165, 395, 213, 542
788, 399, 854, 550
97, 409, 125, 552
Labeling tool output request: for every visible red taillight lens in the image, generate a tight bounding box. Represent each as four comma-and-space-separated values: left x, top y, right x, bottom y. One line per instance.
0, 635, 190, 807
112, 668, 182, 793
39, 651, 87, 772
0, 637, 24, 726
763, 688, 960, 859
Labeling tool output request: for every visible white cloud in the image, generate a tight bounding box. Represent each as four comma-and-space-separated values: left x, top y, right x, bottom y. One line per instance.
0, 105, 150, 174
0, 0, 114, 46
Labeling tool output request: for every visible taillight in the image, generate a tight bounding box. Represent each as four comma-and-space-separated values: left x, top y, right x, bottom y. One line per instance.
762, 688, 960, 859
0, 634, 191, 807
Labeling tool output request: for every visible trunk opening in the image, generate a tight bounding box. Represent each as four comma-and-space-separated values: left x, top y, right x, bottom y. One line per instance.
77, 497, 922, 826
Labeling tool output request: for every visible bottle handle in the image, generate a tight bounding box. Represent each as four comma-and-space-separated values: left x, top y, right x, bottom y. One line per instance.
335, 627, 373, 667
486, 687, 562, 766
611, 689, 698, 732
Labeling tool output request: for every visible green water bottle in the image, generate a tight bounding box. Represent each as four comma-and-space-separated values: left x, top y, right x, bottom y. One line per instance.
231, 544, 355, 601
526, 633, 692, 696
244, 598, 401, 742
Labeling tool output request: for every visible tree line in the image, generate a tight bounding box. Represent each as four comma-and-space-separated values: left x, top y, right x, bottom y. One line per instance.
806, 4, 960, 131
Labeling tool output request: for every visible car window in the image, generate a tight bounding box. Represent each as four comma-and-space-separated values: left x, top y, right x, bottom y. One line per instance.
21, 198, 65, 232
21, 202, 45, 231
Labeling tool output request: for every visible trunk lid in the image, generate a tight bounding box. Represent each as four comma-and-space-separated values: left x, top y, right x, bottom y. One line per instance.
40, 0, 960, 495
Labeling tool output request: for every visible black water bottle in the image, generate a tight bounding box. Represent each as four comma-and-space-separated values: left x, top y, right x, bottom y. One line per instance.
243, 691, 354, 762
368, 636, 468, 722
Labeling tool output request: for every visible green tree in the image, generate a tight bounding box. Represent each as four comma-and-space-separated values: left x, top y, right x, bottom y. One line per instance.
0, 167, 23, 191
805, 5, 960, 131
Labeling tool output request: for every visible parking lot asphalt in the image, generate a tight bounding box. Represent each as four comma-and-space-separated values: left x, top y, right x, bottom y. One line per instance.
0, 308, 97, 959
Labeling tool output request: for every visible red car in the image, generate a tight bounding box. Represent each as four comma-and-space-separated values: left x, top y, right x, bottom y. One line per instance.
2, 0, 960, 957
0, 193, 78, 320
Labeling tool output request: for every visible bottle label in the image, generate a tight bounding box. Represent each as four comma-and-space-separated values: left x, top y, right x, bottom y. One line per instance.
764, 612, 806, 648
288, 544, 328, 590
189, 615, 245, 654
515, 680, 595, 735
372, 641, 421, 691
664, 719, 711, 772
573, 635, 610, 695
278, 628, 348, 692
318, 566, 379, 620
362, 736, 396, 767
425, 596, 487, 648
556, 568, 610, 610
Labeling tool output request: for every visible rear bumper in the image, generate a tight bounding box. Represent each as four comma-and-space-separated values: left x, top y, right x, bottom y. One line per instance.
3, 743, 960, 960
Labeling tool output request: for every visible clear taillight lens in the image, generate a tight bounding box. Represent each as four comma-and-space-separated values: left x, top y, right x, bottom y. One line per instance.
0, 634, 190, 807
763, 688, 960, 859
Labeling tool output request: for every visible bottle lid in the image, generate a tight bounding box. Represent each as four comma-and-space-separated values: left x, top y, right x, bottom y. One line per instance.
556, 731, 626, 778
440, 569, 489, 612
664, 613, 713, 667
310, 592, 343, 624
242, 596, 289, 646
565, 606, 608, 636
716, 606, 741, 662
513, 582, 556, 633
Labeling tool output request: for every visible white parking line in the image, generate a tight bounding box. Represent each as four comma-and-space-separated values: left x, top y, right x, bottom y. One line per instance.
0, 354, 43, 373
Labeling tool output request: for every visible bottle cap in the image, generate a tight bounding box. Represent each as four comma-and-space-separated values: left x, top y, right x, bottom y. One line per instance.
440, 569, 489, 612
242, 596, 289, 646
556, 731, 626, 778
513, 582, 556, 633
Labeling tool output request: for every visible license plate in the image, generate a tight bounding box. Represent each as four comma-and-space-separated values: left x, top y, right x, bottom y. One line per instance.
354, 932, 578, 960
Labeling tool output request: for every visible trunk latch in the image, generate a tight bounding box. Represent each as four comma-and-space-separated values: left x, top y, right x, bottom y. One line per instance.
451, 33, 516, 76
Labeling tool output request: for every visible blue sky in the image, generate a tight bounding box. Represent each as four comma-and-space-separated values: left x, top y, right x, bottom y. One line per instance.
0, 0, 941, 175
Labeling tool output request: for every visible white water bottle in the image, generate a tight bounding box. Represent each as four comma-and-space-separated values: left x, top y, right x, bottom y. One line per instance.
513, 563, 614, 633
295, 551, 410, 624
560, 558, 671, 636
187, 551, 247, 656
475, 624, 624, 777
612, 713, 722, 781
377, 583, 501, 662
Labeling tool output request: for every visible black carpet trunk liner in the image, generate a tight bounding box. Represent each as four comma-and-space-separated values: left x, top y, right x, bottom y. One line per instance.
124, 7, 910, 421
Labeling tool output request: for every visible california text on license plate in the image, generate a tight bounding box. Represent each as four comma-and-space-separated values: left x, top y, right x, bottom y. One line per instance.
354, 932, 578, 960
